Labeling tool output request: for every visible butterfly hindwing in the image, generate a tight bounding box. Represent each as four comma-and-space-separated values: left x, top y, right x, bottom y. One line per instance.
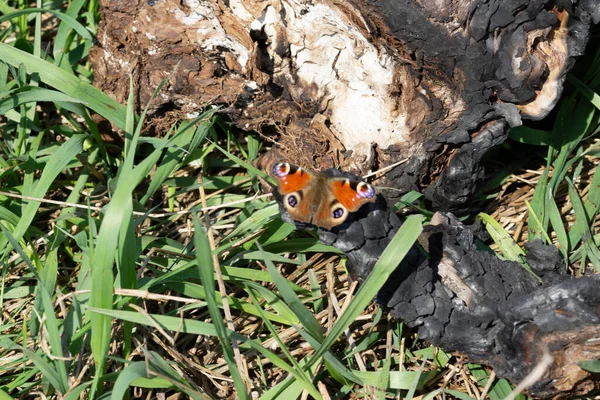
272, 162, 314, 224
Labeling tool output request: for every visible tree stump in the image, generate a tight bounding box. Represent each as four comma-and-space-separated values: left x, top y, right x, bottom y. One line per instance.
90, 0, 599, 209
89, 0, 600, 397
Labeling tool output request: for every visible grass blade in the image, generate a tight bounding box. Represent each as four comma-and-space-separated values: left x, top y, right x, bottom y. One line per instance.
1, 226, 69, 393
89, 81, 136, 396
261, 242, 323, 340
246, 286, 321, 399
0, 43, 127, 130
0, 8, 92, 41
314, 215, 421, 358
0, 134, 85, 257
194, 218, 248, 399
568, 74, 600, 111
566, 178, 600, 270
265, 215, 423, 399
87, 306, 315, 387
479, 212, 541, 281
0, 87, 82, 114
111, 361, 149, 400
546, 197, 569, 259
528, 164, 550, 240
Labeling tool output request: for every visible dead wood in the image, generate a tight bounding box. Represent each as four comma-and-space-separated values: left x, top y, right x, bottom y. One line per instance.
90, 0, 598, 210
268, 164, 600, 397
316, 203, 600, 399
89, 0, 600, 397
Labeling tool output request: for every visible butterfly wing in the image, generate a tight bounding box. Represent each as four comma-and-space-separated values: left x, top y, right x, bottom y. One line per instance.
311, 177, 376, 230
272, 162, 314, 224
329, 178, 376, 212
272, 163, 313, 194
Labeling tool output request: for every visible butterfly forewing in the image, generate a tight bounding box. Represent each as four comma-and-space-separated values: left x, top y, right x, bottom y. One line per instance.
272, 163, 313, 194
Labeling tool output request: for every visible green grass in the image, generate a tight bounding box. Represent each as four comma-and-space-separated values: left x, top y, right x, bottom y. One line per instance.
0, 1, 599, 399
484, 40, 600, 273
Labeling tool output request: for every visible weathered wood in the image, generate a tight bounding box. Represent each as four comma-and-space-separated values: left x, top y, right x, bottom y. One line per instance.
90, 0, 599, 210
90, 1, 600, 396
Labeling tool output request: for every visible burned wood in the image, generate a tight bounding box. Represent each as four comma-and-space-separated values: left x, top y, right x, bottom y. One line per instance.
89, 0, 600, 396
90, 0, 599, 211
268, 161, 600, 397
319, 206, 599, 398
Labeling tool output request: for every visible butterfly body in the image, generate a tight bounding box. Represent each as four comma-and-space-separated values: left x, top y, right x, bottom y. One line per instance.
272, 162, 376, 230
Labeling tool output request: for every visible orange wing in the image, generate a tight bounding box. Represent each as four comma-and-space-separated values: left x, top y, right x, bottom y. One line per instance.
329, 179, 376, 212
272, 163, 313, 194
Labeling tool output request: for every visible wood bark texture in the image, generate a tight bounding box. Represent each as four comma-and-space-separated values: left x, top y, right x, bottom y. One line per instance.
89, 0, 600, 397
90, 0, 599, 209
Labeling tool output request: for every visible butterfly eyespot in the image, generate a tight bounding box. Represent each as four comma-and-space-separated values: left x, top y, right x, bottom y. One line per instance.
332, 207, 345, 219
357, 182, 375, 198
286, 194, 299, 208
273, 162, 291, 177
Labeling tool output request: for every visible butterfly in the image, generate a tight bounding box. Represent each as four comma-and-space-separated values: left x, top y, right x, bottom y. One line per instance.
271, 162, 377, 230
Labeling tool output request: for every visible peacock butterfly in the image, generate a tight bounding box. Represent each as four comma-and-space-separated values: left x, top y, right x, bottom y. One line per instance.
271, 162, 376, 230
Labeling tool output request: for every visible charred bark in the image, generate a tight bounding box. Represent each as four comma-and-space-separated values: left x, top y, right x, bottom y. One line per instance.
268, 163, 600, 397
384, 214, 600, 398
90, 0, 599, 210
318, 205, 600, 398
